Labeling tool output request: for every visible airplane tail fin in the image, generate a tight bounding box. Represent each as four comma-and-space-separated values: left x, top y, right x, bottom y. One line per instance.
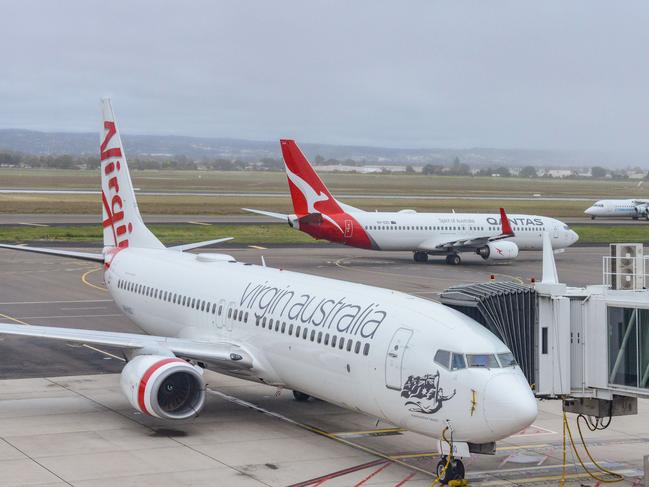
100, 99, 164, 250
279, 139, 344, 217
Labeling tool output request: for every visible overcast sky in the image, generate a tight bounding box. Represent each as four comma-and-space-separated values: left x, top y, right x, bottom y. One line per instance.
2, 0, 648, 155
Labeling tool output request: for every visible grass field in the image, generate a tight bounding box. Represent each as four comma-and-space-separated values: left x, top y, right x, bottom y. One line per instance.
0, 223, 647, 245
0, 168, 647, 198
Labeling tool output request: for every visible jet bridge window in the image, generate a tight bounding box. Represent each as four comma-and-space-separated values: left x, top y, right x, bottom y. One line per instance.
467, 354, 500, 368
608, 307, 649, 390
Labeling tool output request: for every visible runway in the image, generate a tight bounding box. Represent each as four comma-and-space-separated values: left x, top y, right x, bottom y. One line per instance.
0, 213, 644, 227
0, 245, 646, 486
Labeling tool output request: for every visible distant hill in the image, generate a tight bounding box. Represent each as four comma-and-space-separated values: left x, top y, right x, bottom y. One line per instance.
0, 128, 632, 167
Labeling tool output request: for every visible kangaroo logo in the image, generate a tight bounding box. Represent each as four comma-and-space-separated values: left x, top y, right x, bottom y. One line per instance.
286, 166, 343, 234
401, 371, 456, 415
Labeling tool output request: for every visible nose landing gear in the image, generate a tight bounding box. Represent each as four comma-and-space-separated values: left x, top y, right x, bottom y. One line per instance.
413, 251, 429, 263
435, 456, 466, 485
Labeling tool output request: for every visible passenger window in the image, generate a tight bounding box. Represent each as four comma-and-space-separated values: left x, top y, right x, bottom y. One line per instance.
212, 303, 216, 314
289, 324, 294, 335
201, 301, 205, 311
218, 305, 222, 315
317, 331, 322, 343
332, 335, 337, 347
324, 333, 330, 345
363, 343, 370, 356
346, 339, 352, 351
256, 316, 260, 326
269, 318, 274, 329
275, 320, 279, 331
244, 312, 249, 322
302, 328, 308, 339
451, 353, 466, 370
310, 330, 315, 341
262, 317, 266, 328
296, 325, 301, 336
339, 338, 345, 350
281, 322, 286, 333
434, 349, 451, 369
354, 341, 361, 354
228, 308, 232, 319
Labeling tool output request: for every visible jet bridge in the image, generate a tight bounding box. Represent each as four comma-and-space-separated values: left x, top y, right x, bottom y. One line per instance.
441, 235, 649, 418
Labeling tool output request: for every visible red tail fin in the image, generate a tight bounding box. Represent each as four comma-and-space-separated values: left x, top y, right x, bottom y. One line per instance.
280, 139, 342, 217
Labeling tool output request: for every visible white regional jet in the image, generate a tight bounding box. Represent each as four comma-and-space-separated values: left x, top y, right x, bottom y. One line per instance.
585, 199, 649, 220
0, 100, 537, 482
245, 140, 579, 265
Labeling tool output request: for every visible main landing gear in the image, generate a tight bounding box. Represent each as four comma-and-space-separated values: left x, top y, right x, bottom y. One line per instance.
292, 390, 311, 402
436, 456, 466, 484
413, 251, 429, 263
445, 254, 461, 265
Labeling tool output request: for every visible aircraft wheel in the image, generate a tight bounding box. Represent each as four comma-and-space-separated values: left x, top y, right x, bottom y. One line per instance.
413, 251, 428, 263
436, 458, 465, 484
446, 254, 461, 265
590, 215, 596, 220
292, 390, 310, 402
632, 216, 639, 220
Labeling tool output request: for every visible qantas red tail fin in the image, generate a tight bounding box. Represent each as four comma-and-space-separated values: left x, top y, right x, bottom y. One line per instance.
280, 140, 342, 217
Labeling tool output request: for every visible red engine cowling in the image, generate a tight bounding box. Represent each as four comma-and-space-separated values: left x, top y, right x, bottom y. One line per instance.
120, 355, 205, 420
477, 241, 519, 261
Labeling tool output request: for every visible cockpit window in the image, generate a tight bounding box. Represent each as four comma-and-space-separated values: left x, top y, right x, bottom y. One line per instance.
467, 354, 500, 368
563, 224, 570, 230
497, 352, 517, 367
434, 349, 451, 369
451, 353, 466, 370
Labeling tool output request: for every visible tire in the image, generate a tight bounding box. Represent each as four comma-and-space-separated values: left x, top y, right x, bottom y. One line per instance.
413, 251, 428, 263
591, 216, 595, 220
292, 390, 310, 402
436, 459, 451, 484
448, 254, 461, 265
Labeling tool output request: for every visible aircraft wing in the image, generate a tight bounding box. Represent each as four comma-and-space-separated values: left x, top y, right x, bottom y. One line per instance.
418, 208, 515, 252
0, 323, 254, 370
168, 237, 233, 252
0, 243, 104, 263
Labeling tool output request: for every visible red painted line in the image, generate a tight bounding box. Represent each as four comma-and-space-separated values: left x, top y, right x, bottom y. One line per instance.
287, 459, 386, 487
394, 472, 416, 486
354, 462, 390, 486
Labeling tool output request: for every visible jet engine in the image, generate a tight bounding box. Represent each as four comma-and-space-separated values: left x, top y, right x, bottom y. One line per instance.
477, 241, 519, 261
120, 355, 206, 420
633, 205, 648, 218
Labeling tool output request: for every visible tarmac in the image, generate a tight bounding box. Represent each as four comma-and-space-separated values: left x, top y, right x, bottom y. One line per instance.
0, 245, 647, 486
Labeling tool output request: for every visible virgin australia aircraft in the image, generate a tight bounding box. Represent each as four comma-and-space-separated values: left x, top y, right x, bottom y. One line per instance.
585, 199, 649, 220
0, 100, 536, 482
244, 140, 579, 265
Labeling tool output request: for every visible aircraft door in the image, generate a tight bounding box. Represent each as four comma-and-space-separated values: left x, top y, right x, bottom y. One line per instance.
385, 328, 413, 390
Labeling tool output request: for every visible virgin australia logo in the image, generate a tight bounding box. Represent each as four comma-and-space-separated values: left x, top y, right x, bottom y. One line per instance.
401, 371, 456, 414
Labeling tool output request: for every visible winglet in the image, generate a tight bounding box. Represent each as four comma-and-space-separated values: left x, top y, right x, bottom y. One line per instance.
499, 208, 514, 236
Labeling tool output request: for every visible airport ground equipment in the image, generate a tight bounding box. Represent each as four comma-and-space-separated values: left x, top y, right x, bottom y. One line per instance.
441, 234, 648, 482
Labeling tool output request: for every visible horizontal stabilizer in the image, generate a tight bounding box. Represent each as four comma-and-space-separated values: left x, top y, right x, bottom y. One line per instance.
242, 208, 289, 221
0, 244, 103, 263
168, 237, 233, 252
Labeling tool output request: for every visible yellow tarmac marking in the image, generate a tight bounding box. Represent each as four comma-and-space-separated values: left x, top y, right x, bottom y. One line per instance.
390, 443, 552, 460
0, 312, 31, 326
248, 245, 268, 250
17, 222, 49, 227
81, 267, 107, 292
187, 221, 211, 226
332, 427, 405, 436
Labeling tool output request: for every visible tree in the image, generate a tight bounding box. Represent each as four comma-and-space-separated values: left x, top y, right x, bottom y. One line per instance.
591, 166, 608, 178
405, 165, 415, 174
422, 164, 443, 175
494, 166, 511, 177
519, 166, 537, 178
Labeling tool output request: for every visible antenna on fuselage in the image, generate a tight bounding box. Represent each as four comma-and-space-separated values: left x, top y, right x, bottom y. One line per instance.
261, 256, 266, 267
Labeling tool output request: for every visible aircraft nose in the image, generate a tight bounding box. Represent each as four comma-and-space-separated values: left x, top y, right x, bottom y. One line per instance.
483, 372, 537, 439
584, 207, 594, 215
570, 230, 579, 244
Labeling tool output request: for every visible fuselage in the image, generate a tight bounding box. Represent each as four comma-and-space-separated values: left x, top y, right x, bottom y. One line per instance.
297, 210, 579, 252
585, 199, 649, 219
104, 247, 537, 444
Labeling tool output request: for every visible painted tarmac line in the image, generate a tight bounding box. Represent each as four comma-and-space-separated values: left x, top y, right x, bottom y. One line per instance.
284, 459, 387, 487
248, 245, 268, 250
17, 222, 49, 227
187, 221, 212, 226
81, 267, 107, 292
18, 313, 123, 319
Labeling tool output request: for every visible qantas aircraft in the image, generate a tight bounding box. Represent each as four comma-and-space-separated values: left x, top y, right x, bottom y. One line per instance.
245, 140, 579, 265
585, 199, 649, 220
0, 100, 537, 482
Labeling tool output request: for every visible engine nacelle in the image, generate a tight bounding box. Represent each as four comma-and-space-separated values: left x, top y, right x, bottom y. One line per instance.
634, 205, 648, 217
477, 241, 519, 261
120, 355, 206, 420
